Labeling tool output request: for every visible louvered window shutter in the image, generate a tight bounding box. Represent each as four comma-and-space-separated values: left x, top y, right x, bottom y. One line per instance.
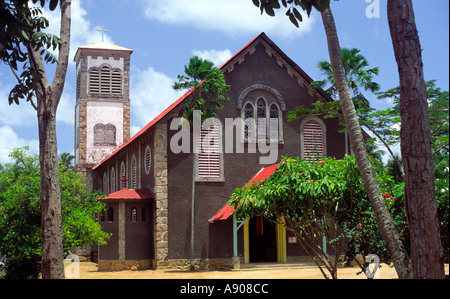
198, 120, 221, 178
111, 168, 116, 193
103, 173, 108, 194
303, 120, 324, 162
89, 67, 122, 95
131, 156, 137, 189
89, 68, 100, 93
100, 66, 111, 94
111, 70, 122, 94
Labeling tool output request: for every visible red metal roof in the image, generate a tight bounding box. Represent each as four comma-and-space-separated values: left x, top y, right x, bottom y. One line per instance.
100, 188, 154, 200
246, 164, 279, 185
208, 203, 237, 222
209, 164, 279, 222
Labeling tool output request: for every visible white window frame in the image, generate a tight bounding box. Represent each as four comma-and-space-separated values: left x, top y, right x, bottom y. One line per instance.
195, 118, 224, 182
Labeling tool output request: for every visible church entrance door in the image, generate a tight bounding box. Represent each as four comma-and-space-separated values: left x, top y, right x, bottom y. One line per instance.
249, 216, 276, 263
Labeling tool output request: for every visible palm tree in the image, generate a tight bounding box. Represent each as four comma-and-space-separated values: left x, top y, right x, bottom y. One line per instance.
58, 152, 74, 172
251, 0, 412, 278
319, 5, 412, 279
312, 47, 380, 115
173, 56, 230, 270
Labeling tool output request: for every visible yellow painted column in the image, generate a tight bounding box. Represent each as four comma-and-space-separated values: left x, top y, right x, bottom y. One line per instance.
244, 220, 250, 264
276, 218, 287, 263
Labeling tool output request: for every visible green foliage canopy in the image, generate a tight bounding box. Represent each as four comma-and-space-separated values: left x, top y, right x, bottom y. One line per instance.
229, 156, 408, 273
0, 147, 109, 278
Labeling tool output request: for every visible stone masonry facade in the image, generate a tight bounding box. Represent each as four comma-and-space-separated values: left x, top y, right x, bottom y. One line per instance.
153, 121, 169, 268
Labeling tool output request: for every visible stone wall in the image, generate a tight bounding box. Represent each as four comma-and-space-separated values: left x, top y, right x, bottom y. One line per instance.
153, 121, 169, 268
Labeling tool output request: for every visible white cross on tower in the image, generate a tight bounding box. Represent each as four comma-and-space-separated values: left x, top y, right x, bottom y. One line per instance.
97, 25, 110, 42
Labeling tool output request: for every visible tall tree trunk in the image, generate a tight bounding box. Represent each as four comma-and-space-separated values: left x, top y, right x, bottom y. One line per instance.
320, 6, 412, 279
38, 93, 65, 279
28, 0, 72, 279
387, 0, 445, 279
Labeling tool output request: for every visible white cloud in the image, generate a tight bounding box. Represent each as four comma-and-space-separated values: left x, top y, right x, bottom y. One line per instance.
130, 66, 184, 128
192, 49, 233, 67
0, 126, 39, 164
56, 92, 75, 126
142, 0, 315, 39
0, 81, 37, 127
40, 0, 114, 62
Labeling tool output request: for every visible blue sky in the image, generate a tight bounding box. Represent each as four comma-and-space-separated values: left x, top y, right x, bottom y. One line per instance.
0, 0, 448, 164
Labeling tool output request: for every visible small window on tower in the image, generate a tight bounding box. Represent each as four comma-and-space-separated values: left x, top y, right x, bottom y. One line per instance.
89, 68, 100, 94
94, 123, 116, 146
105, 124, 116, 145
88, 66, 122, 95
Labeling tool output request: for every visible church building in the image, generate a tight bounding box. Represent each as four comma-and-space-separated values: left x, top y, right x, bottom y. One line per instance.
74, 33, 350, 271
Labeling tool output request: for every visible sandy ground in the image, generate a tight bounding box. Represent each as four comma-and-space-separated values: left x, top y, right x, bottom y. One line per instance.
65, 262, 449, 279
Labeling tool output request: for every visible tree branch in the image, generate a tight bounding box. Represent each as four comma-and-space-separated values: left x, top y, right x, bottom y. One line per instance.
50, 0, 71, 109
363, 123, 404, 176
433, 142, 449, 156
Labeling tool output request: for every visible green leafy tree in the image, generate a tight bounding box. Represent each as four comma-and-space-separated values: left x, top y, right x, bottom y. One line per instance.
288, 47, 388, 168
0, 148, 109, 279
251, 0, 412, 278
173, 56, 230, 270
1, 0, 72, 279
230, 156, 408, 279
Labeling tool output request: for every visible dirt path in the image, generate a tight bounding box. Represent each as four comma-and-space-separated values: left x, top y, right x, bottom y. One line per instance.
65, 262, 449, 279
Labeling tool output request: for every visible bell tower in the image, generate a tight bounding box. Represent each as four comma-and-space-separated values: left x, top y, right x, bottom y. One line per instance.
73, 41, 133, 184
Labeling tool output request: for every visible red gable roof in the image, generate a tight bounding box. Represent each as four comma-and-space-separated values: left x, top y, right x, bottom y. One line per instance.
100, 188, 154, 200
93, 32, 331, 171
93, 33, 264, 171
209, 164, 279, 222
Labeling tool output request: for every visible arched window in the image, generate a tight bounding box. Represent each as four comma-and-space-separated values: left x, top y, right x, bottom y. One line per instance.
144, 145, 151, 175
105, 124, 116, 145
257, 99, 266, 141
102, 172, 108, 194
120, 161, 126, 189
94, 124, 116, 146
131, 155, 137, 189
269, 104, 279, 141
110, 167, 116, 193
244, 103, 255, 141
301, 118, 326, 162
197, 118, 222, 179
130, 208, 138, 222
89, 66, 123, 95
241, 92, 283, 143
89, 68, 100, 93
111, 69, 122, 94
94, 124, 106, 145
